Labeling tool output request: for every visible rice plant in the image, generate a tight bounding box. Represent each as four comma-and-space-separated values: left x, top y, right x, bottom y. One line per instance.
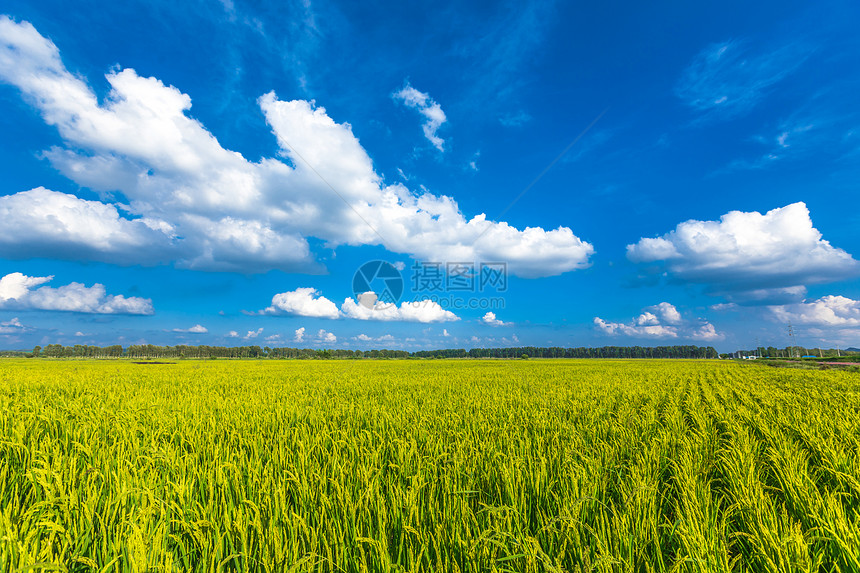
1, 359, 858, 572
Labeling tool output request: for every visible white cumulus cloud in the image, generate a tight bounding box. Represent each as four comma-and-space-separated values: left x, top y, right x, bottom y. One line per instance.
481, 311, 511, 326
0, 187, 172, 264
354, 333, 395, 344
595, 302, 722, 341
594, 317, 679, 339
627, 203, 858, 302
768, 295, 860, 327
341, 292, 459, 323
0, 272, 153, 315
262, 287, 340, 319
294, 327, 306, 342
317, 329, 336, 344
0, 17, 593, 278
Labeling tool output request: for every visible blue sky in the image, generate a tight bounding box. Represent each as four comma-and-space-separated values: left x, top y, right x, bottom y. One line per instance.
1, 0, 859, 352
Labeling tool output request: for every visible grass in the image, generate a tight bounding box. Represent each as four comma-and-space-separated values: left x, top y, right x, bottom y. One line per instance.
1, 358, 859, 572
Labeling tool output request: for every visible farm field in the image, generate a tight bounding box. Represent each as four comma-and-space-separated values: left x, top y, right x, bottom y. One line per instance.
1, 359, 859, 572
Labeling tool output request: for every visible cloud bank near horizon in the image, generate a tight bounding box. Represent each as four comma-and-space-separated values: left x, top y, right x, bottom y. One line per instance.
595, 302, 722, 341
0, 272, 153, 315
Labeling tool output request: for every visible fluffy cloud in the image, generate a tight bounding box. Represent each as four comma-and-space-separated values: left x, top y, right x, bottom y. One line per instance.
173, 324, 208, 333
262, 288, 340, 319
354, 333, 395, 343
594, 318, 679, 338
0, 188, 173, 264
341, 293, 459, 323
690, 323, 721, 341
317, 329, 336, 343
244, 328, 263, 339
627, 203, 858, 302
0, 272, 153, 314
594, 303, 722, 341
0, 17, 592, 278
637, 302, 682, 325
481, 311, 511, 326
768, 295, 860, 327
258, 287, 461, 323
287, 327, 335, 345
392, 83, 447, 151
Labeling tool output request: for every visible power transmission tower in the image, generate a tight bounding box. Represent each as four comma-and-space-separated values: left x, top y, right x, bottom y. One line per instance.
788, 322, 798, 358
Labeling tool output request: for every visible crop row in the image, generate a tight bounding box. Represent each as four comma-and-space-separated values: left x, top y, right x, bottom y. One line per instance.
1, 359, 859, 572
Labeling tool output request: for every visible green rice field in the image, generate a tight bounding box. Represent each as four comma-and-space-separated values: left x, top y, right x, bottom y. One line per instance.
1, 359, 859, 572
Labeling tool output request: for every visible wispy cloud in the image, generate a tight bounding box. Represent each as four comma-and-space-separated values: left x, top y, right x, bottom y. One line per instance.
392, 83, 448, 151
676, 39, 811, 120
173, 324, 208, 333
562, 129, 615, 164
499, 110, 531, 127
0, 317, 29, 335
456, 1, 557, 111
721, 99, 860, 172
468, 150, 480, 171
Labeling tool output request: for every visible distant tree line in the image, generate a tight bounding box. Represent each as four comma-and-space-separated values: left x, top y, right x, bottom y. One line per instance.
413, 345, 719, 359
20, 344, 719, 360
727, 346, 858, 359
34, 344, 124, 358
0, 350, 28, 357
